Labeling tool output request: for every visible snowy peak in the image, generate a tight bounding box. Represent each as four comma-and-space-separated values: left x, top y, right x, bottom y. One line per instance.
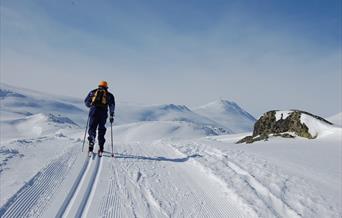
194, 100, 256, 133
139, 104, 195, 122
198, 100, 256, 121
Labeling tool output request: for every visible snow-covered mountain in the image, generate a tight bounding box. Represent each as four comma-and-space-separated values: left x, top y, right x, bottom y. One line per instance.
1, 83, 259, 144
117, 103, 208, 124
1, 84, 257, 137
1, 113, 79, 141
115, 103, 233, 136
0, 83, 87, 125
194, 100, 256, 133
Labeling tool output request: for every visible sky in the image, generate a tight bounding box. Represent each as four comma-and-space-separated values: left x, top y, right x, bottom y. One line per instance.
1, 0, 341, 117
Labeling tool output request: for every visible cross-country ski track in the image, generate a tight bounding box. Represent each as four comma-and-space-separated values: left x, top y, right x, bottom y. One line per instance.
1, 141, 259, 218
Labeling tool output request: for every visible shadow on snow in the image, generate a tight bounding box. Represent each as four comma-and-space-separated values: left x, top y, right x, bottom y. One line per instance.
102, 151, 202, 162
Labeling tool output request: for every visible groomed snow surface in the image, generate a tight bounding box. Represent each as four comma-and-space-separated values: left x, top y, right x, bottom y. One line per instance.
0, 84, 341, 218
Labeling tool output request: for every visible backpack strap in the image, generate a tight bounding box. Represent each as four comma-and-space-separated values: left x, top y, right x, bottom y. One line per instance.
91, 89, 99, 105
101, 90, 108, 105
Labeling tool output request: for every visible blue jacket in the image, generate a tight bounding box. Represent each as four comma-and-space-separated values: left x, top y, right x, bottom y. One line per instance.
84, 88, 115, 116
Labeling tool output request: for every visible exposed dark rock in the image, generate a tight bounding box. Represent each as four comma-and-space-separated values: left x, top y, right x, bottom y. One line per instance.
237, 110, 329, 144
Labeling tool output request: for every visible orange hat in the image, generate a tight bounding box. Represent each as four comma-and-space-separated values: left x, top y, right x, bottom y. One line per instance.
98, 81, 108, 88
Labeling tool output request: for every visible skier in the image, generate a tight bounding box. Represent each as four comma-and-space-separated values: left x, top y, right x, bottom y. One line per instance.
84, 81, 115, 157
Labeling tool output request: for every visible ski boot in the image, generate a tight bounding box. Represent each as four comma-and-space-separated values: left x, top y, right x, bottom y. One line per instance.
98, 149, 103, 157
88, 141, 95, 157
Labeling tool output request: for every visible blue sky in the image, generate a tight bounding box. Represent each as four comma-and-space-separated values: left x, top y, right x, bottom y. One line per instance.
1, 0, 341, 116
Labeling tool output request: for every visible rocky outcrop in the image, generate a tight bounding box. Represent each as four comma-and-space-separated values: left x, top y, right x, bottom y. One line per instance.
237, 110, 331, 144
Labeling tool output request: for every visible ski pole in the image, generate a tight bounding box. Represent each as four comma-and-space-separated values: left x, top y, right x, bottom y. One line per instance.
82, 115, 90, 152
111, 122, 114, 157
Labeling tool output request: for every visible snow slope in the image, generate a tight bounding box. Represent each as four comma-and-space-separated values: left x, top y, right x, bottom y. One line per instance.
0, 113, 79, 141
172, 127, 342, 217
2, 126, 340, 217
300, 112, 337, 137
1, 84, 341, 218
194, 100, 256, 133
0, 83, 87, 125
114, 121, 225, 143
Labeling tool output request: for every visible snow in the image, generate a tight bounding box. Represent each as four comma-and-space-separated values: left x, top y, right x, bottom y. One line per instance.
0, 113, 79, 142
273, 110, 338, 138
0, 83, 87, 125
327, 112, 342, 126
194, 100, 256, 133
114, 121, 225, 143
300, 113, 338, 137
275, 110, 292, 121
1, 84, 341, 218
172, 129, 342, 217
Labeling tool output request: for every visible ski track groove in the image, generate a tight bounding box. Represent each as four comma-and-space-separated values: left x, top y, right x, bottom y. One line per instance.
62, 155, 94, 218
59, 153, 102, 218
80, 155, 102, 218
1, 151, 75, 218
55, 156, 91, 217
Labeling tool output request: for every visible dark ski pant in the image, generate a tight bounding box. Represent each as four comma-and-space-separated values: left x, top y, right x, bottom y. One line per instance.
88, 108, 108, 151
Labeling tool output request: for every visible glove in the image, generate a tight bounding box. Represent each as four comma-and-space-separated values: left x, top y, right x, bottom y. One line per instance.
109, 115, 114, 123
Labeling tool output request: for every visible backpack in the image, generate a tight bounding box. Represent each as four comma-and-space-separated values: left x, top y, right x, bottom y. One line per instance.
91, 88, 108, 107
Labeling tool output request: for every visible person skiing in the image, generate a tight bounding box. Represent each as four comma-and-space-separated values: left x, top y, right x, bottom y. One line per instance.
84, 81, 115, 157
